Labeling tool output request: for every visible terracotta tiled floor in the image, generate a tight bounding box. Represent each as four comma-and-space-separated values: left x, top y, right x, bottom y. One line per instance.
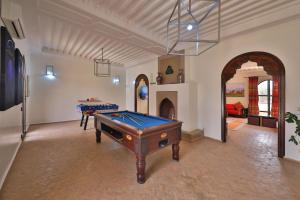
0, 121, 300, 200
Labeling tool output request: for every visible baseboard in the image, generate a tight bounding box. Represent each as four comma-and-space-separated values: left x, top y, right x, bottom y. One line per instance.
284, 157, 300, 164
30, 119, 81, 126
203, 136, 223, 143
0, 140, 22, 191
26, 124, 30, 132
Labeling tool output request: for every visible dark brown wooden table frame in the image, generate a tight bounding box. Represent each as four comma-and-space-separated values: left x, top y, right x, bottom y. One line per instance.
94, 112, 182, 184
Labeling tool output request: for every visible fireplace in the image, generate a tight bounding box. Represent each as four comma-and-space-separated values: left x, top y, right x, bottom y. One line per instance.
156, 91, 177, 120
159, 98, 176, 119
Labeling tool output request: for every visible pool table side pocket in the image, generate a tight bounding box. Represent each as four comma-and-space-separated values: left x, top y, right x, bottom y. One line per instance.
141, 126, 181, 155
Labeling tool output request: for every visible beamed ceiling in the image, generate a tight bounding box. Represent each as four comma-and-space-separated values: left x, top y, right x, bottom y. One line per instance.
17, 0, 300, 66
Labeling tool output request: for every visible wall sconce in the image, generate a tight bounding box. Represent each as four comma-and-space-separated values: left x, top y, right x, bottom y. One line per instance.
112, 76, 120, 85
45, 65, 56, 80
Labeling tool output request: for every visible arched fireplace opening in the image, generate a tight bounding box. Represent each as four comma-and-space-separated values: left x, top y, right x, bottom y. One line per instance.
159, 98, 176, 120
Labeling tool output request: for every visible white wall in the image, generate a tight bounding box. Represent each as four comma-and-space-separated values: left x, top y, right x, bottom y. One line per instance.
29, 53, 126, 124
190, 18, 300, 161
126, 18, 300, 161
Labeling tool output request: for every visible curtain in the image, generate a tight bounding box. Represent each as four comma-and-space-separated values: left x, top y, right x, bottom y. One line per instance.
248, 77, 259, 115
271, 76, 279, 118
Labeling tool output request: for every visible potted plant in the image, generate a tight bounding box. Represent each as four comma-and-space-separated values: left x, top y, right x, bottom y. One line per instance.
285, 112, 300, 145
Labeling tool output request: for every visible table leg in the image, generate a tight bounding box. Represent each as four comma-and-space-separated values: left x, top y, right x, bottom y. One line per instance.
84, 115, 89, 130
172, 143, 180, 161
80, 113, 84, 127
95, 130, 101, 143
136, 155, 146, 184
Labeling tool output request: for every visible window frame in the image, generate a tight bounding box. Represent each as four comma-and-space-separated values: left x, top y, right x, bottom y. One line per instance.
258, 80, 272, 116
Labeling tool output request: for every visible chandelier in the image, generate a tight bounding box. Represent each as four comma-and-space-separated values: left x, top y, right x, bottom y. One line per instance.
167, 0, 220, 56
94, 48, 111, 77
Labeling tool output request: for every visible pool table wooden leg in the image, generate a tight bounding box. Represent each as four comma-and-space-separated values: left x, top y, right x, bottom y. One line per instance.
95, 130, 101, 143
136, 155, 146, 184
172, 143, 180, 161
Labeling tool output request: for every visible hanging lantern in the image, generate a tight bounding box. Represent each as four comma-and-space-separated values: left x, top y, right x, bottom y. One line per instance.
94, 48, 111, 77
167, 0, 220, 56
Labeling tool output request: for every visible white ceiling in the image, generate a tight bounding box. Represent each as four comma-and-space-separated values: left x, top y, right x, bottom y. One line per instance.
17, 0, 300, 66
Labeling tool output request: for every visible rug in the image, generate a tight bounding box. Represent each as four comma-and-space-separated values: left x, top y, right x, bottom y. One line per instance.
227, 118, 246, 130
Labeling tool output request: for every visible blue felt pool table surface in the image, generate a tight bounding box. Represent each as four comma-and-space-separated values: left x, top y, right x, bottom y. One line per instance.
102, 111, 174, 130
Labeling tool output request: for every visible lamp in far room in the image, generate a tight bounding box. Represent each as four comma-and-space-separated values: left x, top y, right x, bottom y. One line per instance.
94, 48, 111, 77
45, 65, 56, 80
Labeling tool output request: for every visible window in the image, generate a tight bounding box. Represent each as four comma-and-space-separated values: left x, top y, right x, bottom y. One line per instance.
258, 80, 273, 116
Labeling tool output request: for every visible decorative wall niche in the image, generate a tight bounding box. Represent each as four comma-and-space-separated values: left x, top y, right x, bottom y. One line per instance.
135, 74, 149, 114
158, 50, 185, 84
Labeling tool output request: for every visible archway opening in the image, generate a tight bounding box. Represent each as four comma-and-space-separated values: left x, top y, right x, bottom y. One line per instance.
221, 52, 285, 158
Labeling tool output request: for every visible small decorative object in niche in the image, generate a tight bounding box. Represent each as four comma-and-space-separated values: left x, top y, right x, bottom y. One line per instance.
139, 85, 148, 100
156, 72, 163, 85
226, 83, 245, 97
150, 73, 156, 84
165, 65, 174, 75
285, 112, 300, 145
177, 68, 184, 83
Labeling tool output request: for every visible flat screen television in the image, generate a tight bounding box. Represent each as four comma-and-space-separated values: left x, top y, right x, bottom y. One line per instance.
15, 48, 23, 105
0, 26, 16, 111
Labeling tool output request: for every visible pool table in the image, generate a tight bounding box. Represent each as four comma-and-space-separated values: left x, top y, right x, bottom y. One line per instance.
94, 110, 182, 184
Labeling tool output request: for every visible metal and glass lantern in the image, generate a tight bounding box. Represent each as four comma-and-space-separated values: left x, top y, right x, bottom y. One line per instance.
167, 0, 220, 56
94, 48, 111, 77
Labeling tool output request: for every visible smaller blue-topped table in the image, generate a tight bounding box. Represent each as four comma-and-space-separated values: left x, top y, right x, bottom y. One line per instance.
94, 110, 182, 184
77, 100, 118, 130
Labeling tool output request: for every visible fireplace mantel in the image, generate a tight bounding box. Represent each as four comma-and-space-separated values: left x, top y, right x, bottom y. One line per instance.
153, 83, 189, 91
151, 82, 197, 132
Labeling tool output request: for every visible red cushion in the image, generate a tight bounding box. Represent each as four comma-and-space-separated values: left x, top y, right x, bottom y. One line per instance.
226, 103, 244, 115
234, 102, 244, 111
226, 104, 235, 110
227, 110, 239, 115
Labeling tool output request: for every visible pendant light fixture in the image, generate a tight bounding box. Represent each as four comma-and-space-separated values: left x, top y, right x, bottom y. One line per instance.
167, 0, 220, 56
94, 48, 111, 77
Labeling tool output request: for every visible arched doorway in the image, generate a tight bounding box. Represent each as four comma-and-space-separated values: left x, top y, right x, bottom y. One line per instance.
221, 51, 285, 158
135, 74, 149, 114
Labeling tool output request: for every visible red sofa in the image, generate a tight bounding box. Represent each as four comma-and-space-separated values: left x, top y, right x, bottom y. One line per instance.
226, 102, 247, 117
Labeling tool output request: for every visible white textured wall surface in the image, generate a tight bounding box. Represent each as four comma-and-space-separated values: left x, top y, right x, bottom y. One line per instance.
190, 18, 300, 161
29, 53, 126, 124
126, 19, 300, 161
